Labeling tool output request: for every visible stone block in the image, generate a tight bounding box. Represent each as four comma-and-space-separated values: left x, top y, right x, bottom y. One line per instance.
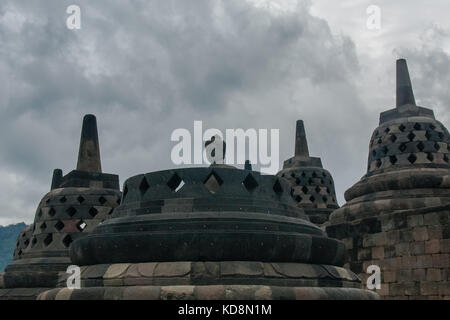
386, 230, 401, 246
407, 215, 424, 228
442, 239, 450, 253
383, 271, 396, 283
401, 255, 417, 269
423, 213, 440, 226
412, 269, 426, 281
395, 242, 410, 256
397, 269, 412, 283
410, 242, 425, 256
161, 286, 195, 300
372, 246, 385, 260
137, 263, 157, 277
154, 262, 191, 277
123, 286, 161, 300
432, 254, 449, 268
425, 239, 441, 254
55, 288, 73, 300
426, 269, 442, 282
415, 255, 433, 268
104, 287, 124, 300
420, 282, 439, 296
413, 227, 429, 242
439, 282, 450, 296
221, 261, 264, 277
427, 226, 443, 240
194, 285, 226, 300
104, 264, 130, 279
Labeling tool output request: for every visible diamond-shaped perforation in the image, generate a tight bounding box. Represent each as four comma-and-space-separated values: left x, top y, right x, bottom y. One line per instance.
301, 186, 308, 194
425, 131, 432, 140
444, 154, 449, 163
204, 171, 223, 194
290, 172, 295, 178
390, 134, 397, 143
167, 173, 183, 191
139, 177, 150, 196
43, 233, 53, 247
389, 156, 398, 165
408, 154, 417, 164
98, 196, 107, 205
429, 123, 436, 130
376, 159, 382, 168
384, 127, 390, 133
399, 143, 407, 152
315, 186, 321, 193
242, 173, 258, 192
55, 220, 64, 231
322, 196, 328, 202
89, 207, 98, 217
399, 124, 406, 132
37, 209, 43, 218
60, 196, 67, 203
66, 206, 77, 217
434, 143, 440, 151
295, 195, 302, 203
77, 196, 85, 204
49, 207, 56, 217
382, 146, 389, 155
62, 235, 72, 248
309, 195, 315, 202
40, 222, 47, 231
417, 141, 425, 152
426, 153, 434, 162
295, 178, 301, 185
414, 123, 421, 130
273, 179, 283, 195
407, 132, 416, 141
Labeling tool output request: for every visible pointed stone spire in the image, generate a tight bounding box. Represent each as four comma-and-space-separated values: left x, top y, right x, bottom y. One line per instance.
396, 59, 416, 107
294, 120, 309, 157
77, 114, 102, 173
50, 169, 63, 190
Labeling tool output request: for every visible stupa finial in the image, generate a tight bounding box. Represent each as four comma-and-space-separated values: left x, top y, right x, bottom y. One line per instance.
396, 59, 416, 107
77, 114, 102, 173
294, 120, 309, 157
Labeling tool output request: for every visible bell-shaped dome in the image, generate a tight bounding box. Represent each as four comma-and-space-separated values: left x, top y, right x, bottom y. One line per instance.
365, 59, 449, 178
1, 115, 121, 300
277, 120, 339, 225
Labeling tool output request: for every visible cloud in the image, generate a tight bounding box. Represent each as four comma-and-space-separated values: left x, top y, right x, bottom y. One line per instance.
2, 0, 447, 225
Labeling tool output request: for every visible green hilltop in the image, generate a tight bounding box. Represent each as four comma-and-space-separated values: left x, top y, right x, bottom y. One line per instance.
0, 223, 27, 272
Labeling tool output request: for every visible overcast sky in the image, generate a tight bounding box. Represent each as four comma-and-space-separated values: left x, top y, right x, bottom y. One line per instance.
0, 0, 449, 225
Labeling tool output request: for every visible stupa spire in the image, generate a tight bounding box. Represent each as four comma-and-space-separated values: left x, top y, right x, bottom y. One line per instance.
77, 114, 102, 173
294, 120, 309, 157
396, 59, 416, 107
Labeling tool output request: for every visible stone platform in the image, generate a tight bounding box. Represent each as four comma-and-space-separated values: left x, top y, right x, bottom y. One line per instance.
37, 261, 378, 300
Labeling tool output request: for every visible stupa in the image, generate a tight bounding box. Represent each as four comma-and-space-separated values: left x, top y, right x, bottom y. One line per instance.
277, 120, 339, 225
0, 115, 121, 300
326, 59, 450, 299
37, 141, 377, 300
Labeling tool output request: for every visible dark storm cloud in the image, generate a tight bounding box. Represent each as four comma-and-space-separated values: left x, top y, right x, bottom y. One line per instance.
0, 0, 376, 224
